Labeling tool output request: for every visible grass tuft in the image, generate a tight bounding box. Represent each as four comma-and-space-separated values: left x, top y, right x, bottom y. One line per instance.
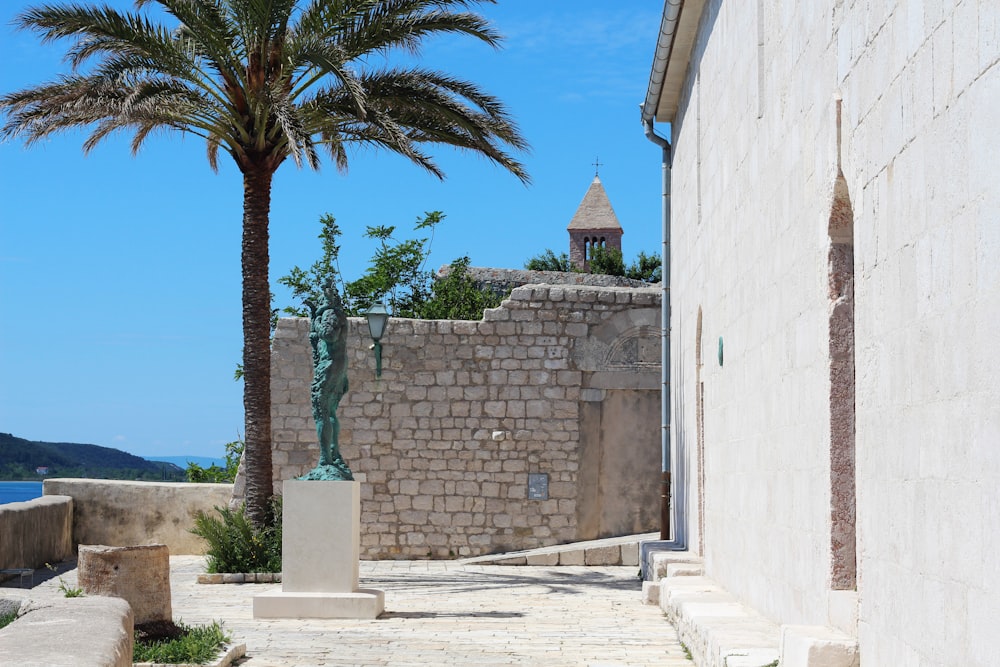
133, 619, 230, 664
0, 610, 17, 630
679, 640, 693, 660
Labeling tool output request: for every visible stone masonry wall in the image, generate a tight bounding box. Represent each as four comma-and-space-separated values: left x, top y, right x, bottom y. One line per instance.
270, 284, 662, 559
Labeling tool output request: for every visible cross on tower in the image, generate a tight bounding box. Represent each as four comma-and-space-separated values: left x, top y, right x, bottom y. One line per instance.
592, 156, 603, 176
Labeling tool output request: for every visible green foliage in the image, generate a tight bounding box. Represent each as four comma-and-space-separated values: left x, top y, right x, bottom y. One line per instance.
523, 248, 662, 282
416, 257, 506, 319
525, 249, 576, 272
45, 563, 84, 597
192, 500, 282, 574
679, 641, 693, 661
626, 250, 662, 283
344, 213, 443, 317
588, 246, 626, 276
133, 620, 230, 665
59, 580, 84, 598
186, 440, 243, 484
0, 610, 17, 630
280, 212, 501, 322
278, 214, 343, 319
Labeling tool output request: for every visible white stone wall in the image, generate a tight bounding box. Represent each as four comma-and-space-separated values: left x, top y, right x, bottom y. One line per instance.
667, 0, 999, 663
270, 284, 663, 559
671, 0, 838, 628
845, 3, 1000, 666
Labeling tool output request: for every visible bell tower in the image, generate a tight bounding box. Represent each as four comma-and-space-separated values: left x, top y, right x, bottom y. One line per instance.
567, 174, 624, 271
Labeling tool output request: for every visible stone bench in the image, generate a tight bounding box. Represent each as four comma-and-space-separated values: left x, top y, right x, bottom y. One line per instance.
0, 595, 134, 667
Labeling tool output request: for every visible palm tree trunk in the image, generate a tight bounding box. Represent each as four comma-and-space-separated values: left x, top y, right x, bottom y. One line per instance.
241, 166, 275, 527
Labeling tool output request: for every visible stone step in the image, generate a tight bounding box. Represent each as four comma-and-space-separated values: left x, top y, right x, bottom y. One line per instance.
658, 575, 781, 667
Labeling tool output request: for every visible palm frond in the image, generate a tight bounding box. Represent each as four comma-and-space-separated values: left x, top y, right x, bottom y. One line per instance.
329, 0, 503, 60
3, 0, 527, 179
268, 86, 319, 169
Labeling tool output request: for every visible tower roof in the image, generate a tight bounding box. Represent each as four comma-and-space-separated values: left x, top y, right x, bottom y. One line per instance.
567, 176, 623, 231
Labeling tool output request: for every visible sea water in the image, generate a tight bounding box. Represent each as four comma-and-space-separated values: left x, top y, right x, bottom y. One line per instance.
0, 481, 44, 505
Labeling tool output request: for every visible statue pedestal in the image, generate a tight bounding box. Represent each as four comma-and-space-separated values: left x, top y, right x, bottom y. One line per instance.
253, 480, 384, 619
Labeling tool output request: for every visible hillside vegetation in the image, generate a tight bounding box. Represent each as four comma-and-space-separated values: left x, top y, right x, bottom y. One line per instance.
0, 432, 184, 481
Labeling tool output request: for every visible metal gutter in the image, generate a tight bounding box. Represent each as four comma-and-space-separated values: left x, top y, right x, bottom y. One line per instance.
640, 1, 690, 575
641, 0, 684, 124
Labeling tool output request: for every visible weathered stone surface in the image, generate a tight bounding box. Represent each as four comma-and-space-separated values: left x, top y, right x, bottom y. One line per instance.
525, 552, 560, 566
780, 625, 859, 667
584, 545, 621, 566
0, 596, 133, 667
43, 479, 231, 555
0, 495, 72, 573
78, 544, 171, 625
558, 549, 585, 566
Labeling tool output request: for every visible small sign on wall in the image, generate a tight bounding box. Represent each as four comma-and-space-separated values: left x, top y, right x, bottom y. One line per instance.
527, 473, 549, 500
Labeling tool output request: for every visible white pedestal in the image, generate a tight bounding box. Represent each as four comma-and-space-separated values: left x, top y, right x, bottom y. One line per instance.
253, 480, 384, 619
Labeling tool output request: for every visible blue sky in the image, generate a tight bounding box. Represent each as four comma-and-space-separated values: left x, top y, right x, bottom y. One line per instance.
0, 1, 667, 459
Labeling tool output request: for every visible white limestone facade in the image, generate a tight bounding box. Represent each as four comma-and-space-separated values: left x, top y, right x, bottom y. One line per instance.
649, 1, 999, 665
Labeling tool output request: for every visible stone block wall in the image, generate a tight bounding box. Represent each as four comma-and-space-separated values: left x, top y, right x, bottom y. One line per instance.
269, 284, 662, 559
0, 495, 73, 572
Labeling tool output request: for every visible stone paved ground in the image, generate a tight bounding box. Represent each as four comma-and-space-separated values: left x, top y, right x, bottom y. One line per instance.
15, 557, 693, 666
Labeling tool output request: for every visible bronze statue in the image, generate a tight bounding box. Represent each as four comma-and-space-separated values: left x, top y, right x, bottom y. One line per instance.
298, 284, 354, 481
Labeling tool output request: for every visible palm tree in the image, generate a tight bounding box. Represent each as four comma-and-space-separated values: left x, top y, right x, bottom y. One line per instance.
1, 0, 528, 527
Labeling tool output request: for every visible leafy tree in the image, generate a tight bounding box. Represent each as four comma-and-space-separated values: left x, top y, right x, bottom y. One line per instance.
626, 250, 662, 283
281, 212, 502, 321
2, 0, 528, 527
186, 440, 244, 484
416, 256, 505, 319
344, 212, 443, 317
278, 213, 344, 319
524, 247, 662, 283
525, 249, 576, 272
588, 246, 626, 276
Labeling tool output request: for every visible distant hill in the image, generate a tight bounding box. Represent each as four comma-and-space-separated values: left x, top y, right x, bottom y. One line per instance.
148, 455, 227, 469
0, 432, 185, 481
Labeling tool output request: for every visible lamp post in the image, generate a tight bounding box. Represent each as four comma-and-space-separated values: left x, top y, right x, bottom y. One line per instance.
365, 303, 390, 378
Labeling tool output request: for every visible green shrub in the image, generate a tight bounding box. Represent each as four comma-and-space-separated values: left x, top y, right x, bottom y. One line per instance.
133, 620, 230, 664
0, 610, 17, 630
191, 500, 281, 573
186, 440, 243, 483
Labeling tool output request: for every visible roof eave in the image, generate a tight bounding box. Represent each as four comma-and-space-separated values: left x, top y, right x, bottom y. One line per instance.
641, 0, 707, 125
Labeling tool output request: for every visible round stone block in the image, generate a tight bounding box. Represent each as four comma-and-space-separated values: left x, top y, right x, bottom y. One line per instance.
77, 544, 171, 625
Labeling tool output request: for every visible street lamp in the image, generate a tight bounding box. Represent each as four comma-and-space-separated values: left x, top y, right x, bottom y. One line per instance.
365, 302, 390, 378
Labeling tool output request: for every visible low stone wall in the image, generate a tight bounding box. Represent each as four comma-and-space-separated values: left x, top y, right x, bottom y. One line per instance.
264, 283, 663, 559
0, 495, 73, 572
43, 479, 233, 555
0, 596, 134, 667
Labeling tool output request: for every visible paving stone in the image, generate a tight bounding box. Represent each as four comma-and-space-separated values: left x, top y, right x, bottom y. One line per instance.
14, 556, 693, 666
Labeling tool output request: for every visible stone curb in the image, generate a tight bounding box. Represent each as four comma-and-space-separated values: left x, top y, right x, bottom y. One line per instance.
197, 573, 281, 584
135, 642, 246, 667
459, 532, 654, 567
